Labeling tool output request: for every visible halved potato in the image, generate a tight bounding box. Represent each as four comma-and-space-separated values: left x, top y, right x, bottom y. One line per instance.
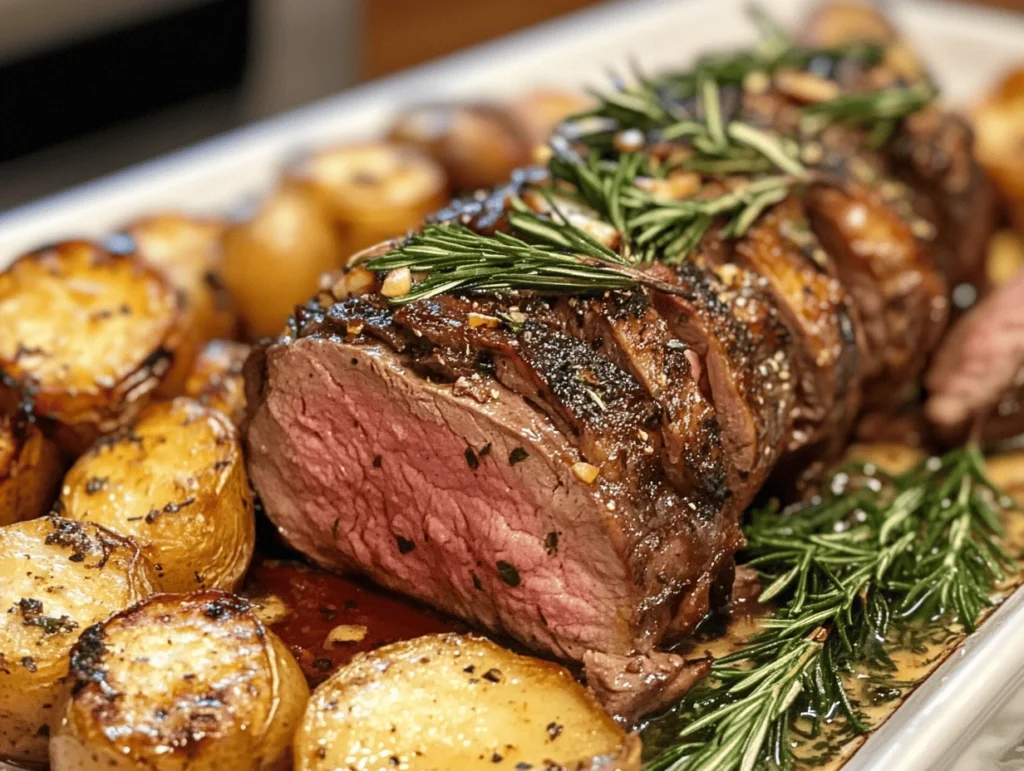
293, 141, 448, 257
59, 397, 255, 593
50, 591, 309, 771
388, 105, 527, 191
972, 67, 1024, 234
221, 183, 343, 340
293, 633, 641, 771
0, 241, 183, 455
121, 213, 238, 393
0, 516, 159, 768
0, 414, 63, 526
183, 339, 250, 426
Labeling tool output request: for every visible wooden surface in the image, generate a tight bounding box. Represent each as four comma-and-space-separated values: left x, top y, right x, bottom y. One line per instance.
363, 0, 601, 78
364, 0, 1023, 79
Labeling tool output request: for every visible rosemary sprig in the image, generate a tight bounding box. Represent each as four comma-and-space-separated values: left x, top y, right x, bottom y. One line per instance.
642, 447, 1016, 771
364, 221, 680, 305
566, 6, 931, 175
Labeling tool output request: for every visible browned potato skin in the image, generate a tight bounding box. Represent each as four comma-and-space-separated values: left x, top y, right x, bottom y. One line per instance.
294, 633, 640, 771
51, 591, 309, 771
292, 141, 448, 259
221, 183, 343, 340
972, 67, 1024, 235
59, 398, 255, 593
183, 340, 250, 426
388, 105, 529, 191
123, 213, 238, 394
0, 241, 184, 455
0, 516, 159, 768
0, 414, 63, 526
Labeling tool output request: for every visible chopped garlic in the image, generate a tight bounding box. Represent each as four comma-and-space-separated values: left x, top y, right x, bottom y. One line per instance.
571, 461, 600, 484
324, 624, 369, 649
381, 267, 412, 298
467, 312, 501, 329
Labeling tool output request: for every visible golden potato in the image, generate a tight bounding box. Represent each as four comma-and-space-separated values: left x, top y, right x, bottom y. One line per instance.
388, 105, 527, 191
799, 1, 897, 46
0, 414, 63, 527
844, 443, 926, 476
0, 241, 183, 455
0, 516, 159, 768
183, 339, 250, 426
512, 89, 594, 145
59, 397, 255, 593
988, 229, 1024, 288
121, 213, 238, 394
221, 183, 343, 340
293, 633, 641, 771
294, 141, 448, 258
51, 591, 309, 771
973, 67, 1024, 233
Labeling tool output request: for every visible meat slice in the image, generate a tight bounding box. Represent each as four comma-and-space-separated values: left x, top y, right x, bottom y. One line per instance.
925, 270, 1024, 442
890, 109, 997, 294
646, 258, 796, 501
540, 291, 729, 517
730, 197, 863, 480
245, 317, 744, 666
805, 181, 947, 408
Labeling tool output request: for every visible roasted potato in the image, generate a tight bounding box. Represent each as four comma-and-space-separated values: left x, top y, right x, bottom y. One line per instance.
845, 443, 926, 475
50, 591, 309, 771
0, 241, 183, 455
293, 633, 641, 771
292, 141, 448, 257
512, 89, 593, 145
988, 229, 1024, 288
221, 183, 343, 340
0, 516, 159, 767
973, 67, 1024, 234
59, 397, 255, 593
183, 339, 250, 426
120, 213, 238, 393
388, 105, 528, 191
0, 414, 63, 527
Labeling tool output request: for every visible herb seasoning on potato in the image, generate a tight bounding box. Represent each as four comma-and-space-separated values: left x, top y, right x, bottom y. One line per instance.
293, 634, 641, 771
50, 591, 309, 771
59, 397, 255, 593
0, 517, 159, 767
0, 241, 184, 455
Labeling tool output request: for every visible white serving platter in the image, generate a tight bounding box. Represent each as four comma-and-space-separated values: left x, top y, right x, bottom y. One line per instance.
1, 1, 1023, 769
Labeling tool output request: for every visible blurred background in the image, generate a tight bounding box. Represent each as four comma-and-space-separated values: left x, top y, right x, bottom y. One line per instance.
0, 0, 602, 209
2, 0, 1022, 211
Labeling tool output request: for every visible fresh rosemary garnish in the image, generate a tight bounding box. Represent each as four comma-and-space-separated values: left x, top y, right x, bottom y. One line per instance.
642, 446, 1017, 771
364, 160, 806, 300
364, 4, 937, 303
364, 221, 680, 305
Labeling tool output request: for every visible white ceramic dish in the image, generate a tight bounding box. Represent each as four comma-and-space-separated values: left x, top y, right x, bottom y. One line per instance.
1, 1, 1023, 768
